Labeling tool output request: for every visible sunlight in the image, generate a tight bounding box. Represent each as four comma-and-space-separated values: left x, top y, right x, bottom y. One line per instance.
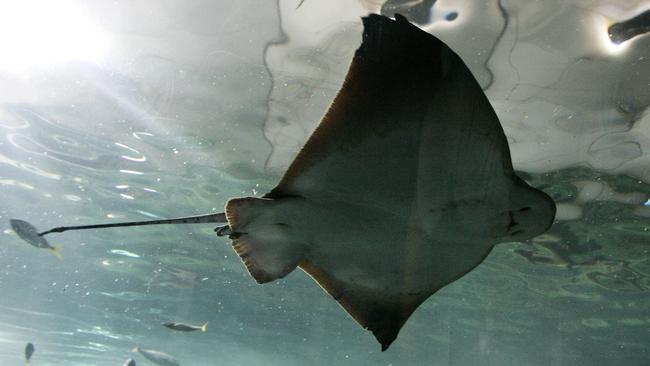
0, 1, 109, 71
592, 15, 632, 56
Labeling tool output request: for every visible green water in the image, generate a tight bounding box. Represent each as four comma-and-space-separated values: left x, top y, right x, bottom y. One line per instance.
2, 106, 648, 365
1, 1, 649, 365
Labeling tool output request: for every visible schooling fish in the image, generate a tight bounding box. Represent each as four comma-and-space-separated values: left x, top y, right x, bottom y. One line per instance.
25, 342, 34, 364
11, 220, 63, 259
123, 358, 136, 366
132, 345, 179, 366
162, 321, 208, 332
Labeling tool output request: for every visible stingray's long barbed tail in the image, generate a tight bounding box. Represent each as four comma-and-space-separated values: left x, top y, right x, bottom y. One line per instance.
37, 212, 227, 236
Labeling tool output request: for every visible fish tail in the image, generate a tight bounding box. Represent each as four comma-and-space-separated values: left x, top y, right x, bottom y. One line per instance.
201, 322, 208, 332
50, 245, 63, 260
131, 345, 139, 353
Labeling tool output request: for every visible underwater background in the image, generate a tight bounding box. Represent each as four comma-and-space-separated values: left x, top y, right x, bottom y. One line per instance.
1, 0, 649, 365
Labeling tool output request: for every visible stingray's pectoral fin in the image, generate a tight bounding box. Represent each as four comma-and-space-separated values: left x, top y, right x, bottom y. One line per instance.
355, 295, 423, 351
226, 197, 304, 284
299, 260, 428, 351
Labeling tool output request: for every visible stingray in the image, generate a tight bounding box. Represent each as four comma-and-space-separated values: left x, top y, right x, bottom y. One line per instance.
10, 14, 555, 351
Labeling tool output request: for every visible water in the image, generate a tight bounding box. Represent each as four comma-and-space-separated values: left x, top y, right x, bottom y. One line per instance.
1, 1, 649, 365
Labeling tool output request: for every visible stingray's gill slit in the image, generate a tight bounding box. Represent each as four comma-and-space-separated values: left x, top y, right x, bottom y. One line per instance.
10, 213, 227, 258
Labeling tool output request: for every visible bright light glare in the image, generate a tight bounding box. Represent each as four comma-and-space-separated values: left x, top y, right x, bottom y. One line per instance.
0, 1, 109, 70
592, 15, 631, 56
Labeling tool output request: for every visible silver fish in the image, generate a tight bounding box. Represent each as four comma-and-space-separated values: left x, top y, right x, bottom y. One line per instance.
25, 342, 34, 364
132, 345, 179, 366
162, 321, 208, 332
11, 220, 62, 259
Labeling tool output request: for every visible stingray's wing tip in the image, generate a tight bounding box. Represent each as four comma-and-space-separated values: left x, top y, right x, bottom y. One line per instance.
371, 324, 399, 352
361, 13, 408, 27
362, 12, 406, 21
379, 339, 394, 352
393, 13, 408, 22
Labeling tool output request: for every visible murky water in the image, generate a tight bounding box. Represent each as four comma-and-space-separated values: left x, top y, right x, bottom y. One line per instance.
1, 1, 649, 365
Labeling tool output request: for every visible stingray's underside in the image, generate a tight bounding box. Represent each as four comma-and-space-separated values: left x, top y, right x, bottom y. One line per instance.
224, 14, 556, 351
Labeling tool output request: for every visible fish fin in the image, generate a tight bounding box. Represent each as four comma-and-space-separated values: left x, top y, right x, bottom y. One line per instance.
50, 245, 63, 260
299, 259, 429, 351
201, 322, 208, 332
225, 197, 304, 284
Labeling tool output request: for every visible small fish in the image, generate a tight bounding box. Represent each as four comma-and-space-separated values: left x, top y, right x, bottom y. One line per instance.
11, 219, 63, 259
162, 321, 208, 332
132, 345, 179, 366
123, 358, 136, 366
25, 342, 34, 364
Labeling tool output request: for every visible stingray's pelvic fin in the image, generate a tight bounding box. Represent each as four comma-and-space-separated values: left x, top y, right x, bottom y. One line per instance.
225, 197, 305, 283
